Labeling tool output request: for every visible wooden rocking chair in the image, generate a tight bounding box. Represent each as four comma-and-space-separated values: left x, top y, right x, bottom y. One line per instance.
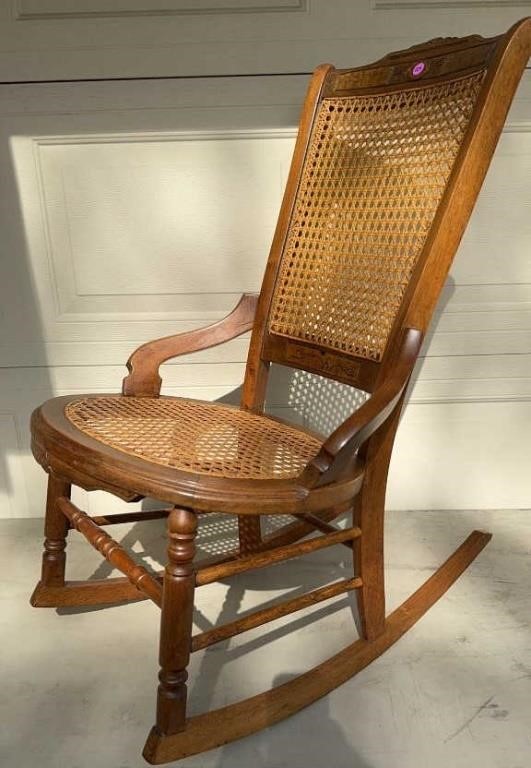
30, 20, 530, 764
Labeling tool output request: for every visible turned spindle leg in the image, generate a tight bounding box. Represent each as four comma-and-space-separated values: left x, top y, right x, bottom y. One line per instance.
40, 474, 71, 587
237, 515, 262, 555
156, 507, 197, 736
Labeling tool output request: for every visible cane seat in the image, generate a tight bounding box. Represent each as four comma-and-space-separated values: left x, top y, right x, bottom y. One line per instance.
33, 393, 352, 515
65, 395, 322, 480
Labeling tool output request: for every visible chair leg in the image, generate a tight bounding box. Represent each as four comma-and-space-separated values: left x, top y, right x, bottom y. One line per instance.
353, 400, 403, 641
237, 515, 262, 555
38, 474, 71, 588
156, 507, 198, 737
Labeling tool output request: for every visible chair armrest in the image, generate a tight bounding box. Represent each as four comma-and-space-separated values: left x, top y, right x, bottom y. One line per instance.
122, 293, 258, 397
301, 327, 423, 486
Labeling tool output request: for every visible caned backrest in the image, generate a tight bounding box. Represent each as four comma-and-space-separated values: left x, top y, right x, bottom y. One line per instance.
242, 20, 530, 410
268, 72, 484, 363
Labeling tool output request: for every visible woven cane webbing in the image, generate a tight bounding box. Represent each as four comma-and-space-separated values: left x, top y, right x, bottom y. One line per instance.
269, 72, 486, 362
65, 397, 321, 480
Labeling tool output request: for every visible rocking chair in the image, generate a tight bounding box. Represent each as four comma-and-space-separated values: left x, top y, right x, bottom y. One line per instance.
30, 20, 531, 764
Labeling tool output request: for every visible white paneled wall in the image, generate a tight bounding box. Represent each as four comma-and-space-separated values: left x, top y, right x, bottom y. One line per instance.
0, 1, 529, 517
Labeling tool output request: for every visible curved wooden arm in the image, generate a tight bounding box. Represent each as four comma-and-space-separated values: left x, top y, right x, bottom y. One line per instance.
122, 293, 258, 397
301, 327, 423, 487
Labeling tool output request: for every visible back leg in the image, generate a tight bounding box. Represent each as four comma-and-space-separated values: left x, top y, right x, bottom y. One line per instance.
237, 516, 262, 555
353, 401, 403, 641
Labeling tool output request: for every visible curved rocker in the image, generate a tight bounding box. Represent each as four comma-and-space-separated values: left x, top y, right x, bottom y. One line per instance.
31, 576, 150, 608
28, 19, 530, 767
144, 531, 491, 764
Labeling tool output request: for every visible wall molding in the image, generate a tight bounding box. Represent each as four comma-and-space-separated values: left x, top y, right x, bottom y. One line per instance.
32, 128, 297, 321
31, 123, 529, 324
1, 364, 530, 406
0, 411, 22, 450
30, 120, 530, 148
33, 128, 298, 147
408, 380, 531, 405
374, 0, 531, 8
14, 0, 307, 21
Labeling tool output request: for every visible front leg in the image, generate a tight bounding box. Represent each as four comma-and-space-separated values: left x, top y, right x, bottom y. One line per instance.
155, 507, 198, 737
31, 474, 71, 606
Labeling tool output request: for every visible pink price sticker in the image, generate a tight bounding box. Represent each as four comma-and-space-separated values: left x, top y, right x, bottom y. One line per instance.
411, 61, 426, 78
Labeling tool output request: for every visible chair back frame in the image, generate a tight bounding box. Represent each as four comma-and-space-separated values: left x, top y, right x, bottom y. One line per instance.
242, 20, 531, 431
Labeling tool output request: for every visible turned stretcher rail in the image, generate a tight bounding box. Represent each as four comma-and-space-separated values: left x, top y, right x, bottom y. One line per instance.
90, 509, 170, 526
195, 526, 362, 586
191, 577, 362, 652
57, 497, 163, 607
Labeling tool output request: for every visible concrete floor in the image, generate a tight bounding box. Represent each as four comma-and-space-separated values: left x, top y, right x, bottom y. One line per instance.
1, 509, 530, 768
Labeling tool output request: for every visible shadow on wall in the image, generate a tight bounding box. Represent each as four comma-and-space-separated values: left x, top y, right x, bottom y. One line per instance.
219, 265, 457, 437
268, 364, 369, 432
218, 271, 457, 439
216, 362, 370, 435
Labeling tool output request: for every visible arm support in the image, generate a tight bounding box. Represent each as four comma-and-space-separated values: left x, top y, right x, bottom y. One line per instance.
122, 293, 258, 397
302, 327, 423, 486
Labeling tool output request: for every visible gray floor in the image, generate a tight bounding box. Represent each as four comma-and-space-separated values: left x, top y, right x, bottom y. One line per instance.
2, 509, 530, 768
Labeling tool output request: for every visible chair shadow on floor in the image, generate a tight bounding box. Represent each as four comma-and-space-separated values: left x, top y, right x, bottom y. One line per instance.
60, 508, 361, 634
58, 509, 369, 759
211, 673, 373, 768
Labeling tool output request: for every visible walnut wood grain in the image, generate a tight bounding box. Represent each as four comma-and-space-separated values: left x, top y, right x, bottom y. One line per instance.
40, 474, 71, 587
191, 577, 362, 652
58, 497, 162, 607
156, 508, 197, 736
329, 35, 497, 96
237, 515, 262, 555
30, 577, 151, 608
195, 525, 362, 587
123, 293, 258, 397
262, 334, 380, 392
353, 395, 405, 640
91, 509, 170, 526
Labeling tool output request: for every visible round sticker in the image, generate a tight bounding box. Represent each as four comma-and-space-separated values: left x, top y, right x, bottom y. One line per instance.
411, 61, 426, 78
